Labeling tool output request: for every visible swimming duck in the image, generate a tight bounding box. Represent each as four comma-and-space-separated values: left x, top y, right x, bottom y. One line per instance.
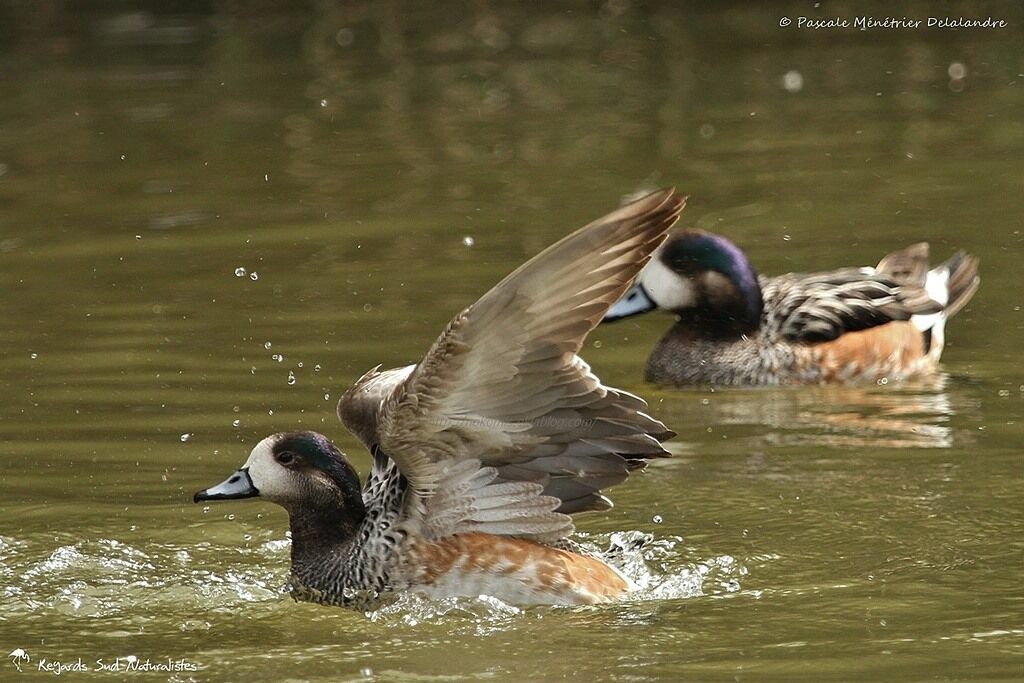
194, 189, 687, 607
603, 231, 979, 385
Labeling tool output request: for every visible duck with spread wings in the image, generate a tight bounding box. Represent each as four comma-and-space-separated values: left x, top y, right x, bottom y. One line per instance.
194, 189, 686, 607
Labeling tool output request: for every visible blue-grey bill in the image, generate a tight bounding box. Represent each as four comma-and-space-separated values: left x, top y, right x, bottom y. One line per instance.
193, 468, 258, 503
604, 283, 657, 322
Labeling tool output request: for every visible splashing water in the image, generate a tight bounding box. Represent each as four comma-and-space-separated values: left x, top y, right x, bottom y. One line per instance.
2, 529, 745, 629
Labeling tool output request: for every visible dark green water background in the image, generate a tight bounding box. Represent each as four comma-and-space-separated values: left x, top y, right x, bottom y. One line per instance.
1, 2, 1022, 680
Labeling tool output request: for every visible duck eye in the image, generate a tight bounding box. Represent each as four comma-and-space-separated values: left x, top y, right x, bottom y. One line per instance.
276, 451, 296, 465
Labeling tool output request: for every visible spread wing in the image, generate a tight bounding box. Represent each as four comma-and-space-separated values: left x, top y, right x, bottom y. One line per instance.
340, 189, 685, 541
760, 265, 942, 344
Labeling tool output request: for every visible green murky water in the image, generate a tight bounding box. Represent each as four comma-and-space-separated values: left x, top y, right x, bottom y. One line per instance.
2, 3, 1022, 680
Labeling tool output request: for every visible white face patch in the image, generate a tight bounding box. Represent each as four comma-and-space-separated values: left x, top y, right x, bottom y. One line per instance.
638, 256, 697, 311
243, 435, 297, 502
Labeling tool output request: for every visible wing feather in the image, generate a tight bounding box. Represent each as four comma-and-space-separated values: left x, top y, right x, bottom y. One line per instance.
761, 267, 943, 344
340, 190, 685, 539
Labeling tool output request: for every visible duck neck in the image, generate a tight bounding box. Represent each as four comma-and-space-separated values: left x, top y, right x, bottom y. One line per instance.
673, 306, 761, 340
287, 494, 366, 581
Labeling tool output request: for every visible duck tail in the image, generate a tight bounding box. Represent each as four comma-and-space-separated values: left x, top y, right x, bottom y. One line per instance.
910, 250, 979, 360
937, 251, 980, 319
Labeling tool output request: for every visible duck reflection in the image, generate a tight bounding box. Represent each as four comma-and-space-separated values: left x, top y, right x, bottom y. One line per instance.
655, 373, 974, 451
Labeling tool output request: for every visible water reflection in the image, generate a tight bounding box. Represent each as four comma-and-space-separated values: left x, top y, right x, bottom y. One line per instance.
655, 374, 975, 451
5, 2, 1023, 242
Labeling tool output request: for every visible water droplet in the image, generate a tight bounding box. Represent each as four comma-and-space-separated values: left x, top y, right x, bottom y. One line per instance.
781, 70, 804, 93
202, 506, 210, 514
652, 515, 663, 524
135, 234, 142, 240
998, 389, 1010, 397
120, 154, 126, 160
314, 364, 321, 372
947, 62, 967, 80
462, 235, 475, 247
783, 234, 792, 241
699, 123, 715, 139
232, 419, 241, 427
320, 99, 328, 107
264, 341, 272, 350
272, 354, 283, 363
234, 267, 246, 277
297, 361, 304, 368
701, 398, 710, 405
268, 409, 274, 416
180, 433, 192, 442
249, 272, 259, 281
227, 514, 235, 520
592, 340, 603, 348
363, 303, 373, 312
29, 352, 37, 359
877, 377, 889, 386
335, 27, 354, 46
243, 533, 253, 541
324, 393, 331, 400
287, 371, 297, 386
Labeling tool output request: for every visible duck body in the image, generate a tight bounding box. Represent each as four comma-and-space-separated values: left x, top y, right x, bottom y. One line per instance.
606, 232, 979, 386
268, 441, 630, 607
194, 190, 686, 608
645, 321, 937, 385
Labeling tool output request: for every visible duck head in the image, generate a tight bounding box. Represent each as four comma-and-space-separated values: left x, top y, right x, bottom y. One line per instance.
604, 230, 763, 336
194, 431, 366, 535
